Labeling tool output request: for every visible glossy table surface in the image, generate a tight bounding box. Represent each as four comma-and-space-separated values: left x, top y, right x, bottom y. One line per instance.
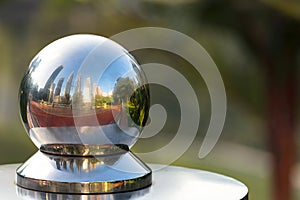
0, 163, 248, 200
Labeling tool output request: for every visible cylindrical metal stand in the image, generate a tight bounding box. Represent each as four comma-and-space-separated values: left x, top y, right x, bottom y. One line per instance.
1, 163, 248, 199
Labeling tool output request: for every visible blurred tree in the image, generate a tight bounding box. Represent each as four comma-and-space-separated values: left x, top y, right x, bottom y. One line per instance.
199, 0, 300, 199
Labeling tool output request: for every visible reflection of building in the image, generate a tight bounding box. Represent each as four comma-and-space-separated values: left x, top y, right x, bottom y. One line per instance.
51, 157, 99, 173
54, 77, 64, 96
43, 65, 63, 102
64, 71, 74, 97
73, 74, 83, 108
53, 77, 64, 103
86, 77, 93, 101
48, 83, 55, 102
93, 83, 102, 96
75, 74, 81, 93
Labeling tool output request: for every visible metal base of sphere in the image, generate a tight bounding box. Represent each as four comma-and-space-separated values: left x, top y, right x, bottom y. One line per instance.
16, 147, 152, 194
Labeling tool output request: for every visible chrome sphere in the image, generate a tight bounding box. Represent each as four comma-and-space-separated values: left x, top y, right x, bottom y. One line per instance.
19, 34, 149, 153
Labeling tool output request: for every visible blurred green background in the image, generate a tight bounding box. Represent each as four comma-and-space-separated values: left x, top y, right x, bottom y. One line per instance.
0, 0, 300, 200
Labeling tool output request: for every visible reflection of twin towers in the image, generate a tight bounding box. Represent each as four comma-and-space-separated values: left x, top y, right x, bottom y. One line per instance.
44, 65, 105, 104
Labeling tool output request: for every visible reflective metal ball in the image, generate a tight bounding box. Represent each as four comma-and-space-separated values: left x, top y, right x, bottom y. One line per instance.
19, 34, 149, 154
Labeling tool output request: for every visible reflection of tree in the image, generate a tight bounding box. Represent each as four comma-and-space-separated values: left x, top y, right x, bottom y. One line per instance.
113, 77, 134, 126
95, 95, 112, 108
31, 84, 39, 101
113, 77, 135, 104
61, 93, 71, 105
129, 84, 149, 127
113, 77, 149, 127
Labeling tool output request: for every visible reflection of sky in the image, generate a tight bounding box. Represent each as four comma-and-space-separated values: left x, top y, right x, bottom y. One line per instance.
30, 35, 102, 94
81, 55, 138, 102
30, 42, 140, 102
97, 55, 137, 93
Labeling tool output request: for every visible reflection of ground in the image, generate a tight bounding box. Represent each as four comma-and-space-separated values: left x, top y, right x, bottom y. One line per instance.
28, 101, 120, 127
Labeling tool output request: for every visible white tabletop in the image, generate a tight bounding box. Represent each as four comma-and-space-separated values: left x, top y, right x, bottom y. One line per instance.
0, 163, 248, 200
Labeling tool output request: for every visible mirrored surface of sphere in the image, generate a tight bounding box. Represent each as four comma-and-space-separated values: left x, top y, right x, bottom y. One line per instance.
19, 34, 149, 153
